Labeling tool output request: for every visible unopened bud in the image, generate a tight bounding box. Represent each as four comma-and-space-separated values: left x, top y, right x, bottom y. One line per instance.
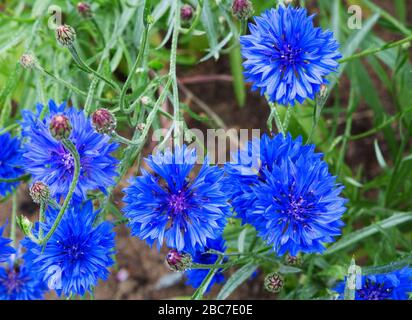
20, 53, 37, 69
17, 216, 33, 236
92, 108, 117, 134
140, 96, 150, 106
166, 249, 192, 272
181, 5, 194, 21
29, 181, 50, 204
319, 84, 328, 98
50, 114, 72, 140
264, 272, 284, 293
55, 24, 76, 46
232, 0, 253, 20
137, 123, 146, 131
286, 254, 301, 266
77, 2, 92, 18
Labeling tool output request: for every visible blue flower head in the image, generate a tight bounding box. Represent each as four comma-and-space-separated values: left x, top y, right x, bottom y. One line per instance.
122, 145, 232, 253
0, 132, 24, 197
22, 100, 119, 201
22, 201, 116, 297
185, 237, 226, 293
225, 133, 346, 256
240, 5, 341, 106
0, 247, 48, 300
334, 267, 412, 300
0, 225, 14, 262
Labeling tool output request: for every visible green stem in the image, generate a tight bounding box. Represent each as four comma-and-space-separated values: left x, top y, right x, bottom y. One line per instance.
90, 17, 106, 47
361, 0, 412, 37
267, 101, 284, 135
38, 202, 45, 239
339, 35, 412, 63
11, 193, 17, 247
67, 44, 121, 93
37, 66, 116, 104
111, 132, 139, 145
38, 140, 80, 245
283, 106, 293, 132
171, 0, 181, 146
0, 174, 30, 183
120, 25, 150, 114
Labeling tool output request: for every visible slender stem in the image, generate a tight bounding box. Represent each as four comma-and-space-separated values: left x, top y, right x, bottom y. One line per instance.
38, 140, 80, 245
283, 106, 293, 132
0, 174, 30, 183
67, 44, 121, 93
38, 202, 45, 239
120, 25, 150, 114
267, 100, 284, 135
111, 132, 139, 145
37, 66, 116, 104
170, 0, 181, 146
11, 193, 17, 247
339, 35, 412, 63
90, 17, 106, 47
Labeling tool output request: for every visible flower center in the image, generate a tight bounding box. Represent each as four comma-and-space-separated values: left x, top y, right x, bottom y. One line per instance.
286, 195, 307, 222
61, 152, 74, 171
273, 43, 303, 67
1, 268, 24, 294
60, 241, 85, 261
357, 280, 393, 300
168, 192, 187, 215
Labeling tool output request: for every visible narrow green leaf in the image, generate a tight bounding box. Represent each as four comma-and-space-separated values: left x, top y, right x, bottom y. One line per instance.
229, 41, 246, 107
374, 139, 387, 169
191, 256, 224, 300
326, 211, 412, 255
344, 257, 361, 300
216, 262, 258, 300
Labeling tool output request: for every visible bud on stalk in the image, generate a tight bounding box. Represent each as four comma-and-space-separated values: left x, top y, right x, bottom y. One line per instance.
166, 249, 192, 272
50, 114, 72, 140
91, 108, 117, 134
264, 272, 284, 293
29, 181, 50, 204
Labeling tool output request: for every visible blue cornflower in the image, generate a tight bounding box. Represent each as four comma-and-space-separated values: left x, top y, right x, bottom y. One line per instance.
122, 146, 232, 253
0, 253, 48, 300
0, 225, 14, 262
0, 266, 45, 300
240, 5, 341, 106
22, 201, 116, 297
185, 237, 226, 293
22, 100, 119, 201
0, 132, 24, 197
334, 268, 412, 300
225, 133, 346, 256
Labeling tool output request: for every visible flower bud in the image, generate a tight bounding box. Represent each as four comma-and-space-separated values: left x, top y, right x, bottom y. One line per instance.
29, 181, 50, 204
264, 272, 284, 293
20, 53, 37, 69
286, 254, 301, 266
140, 96, 150, 106
232, 0, 253, 20
181, 4, 194, 21
77, 2, 92, 18
166, 249, 192, 272
17, 216, 33, 237
319, 84, 328, 98
137, 123, 146, 132
50, 114, 72, 140
55, 24, 76, 47
92, 108, 117, 134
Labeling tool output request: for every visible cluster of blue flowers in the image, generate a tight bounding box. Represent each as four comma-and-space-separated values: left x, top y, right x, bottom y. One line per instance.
0, 4, 410, 300
334, 268, 412, 300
